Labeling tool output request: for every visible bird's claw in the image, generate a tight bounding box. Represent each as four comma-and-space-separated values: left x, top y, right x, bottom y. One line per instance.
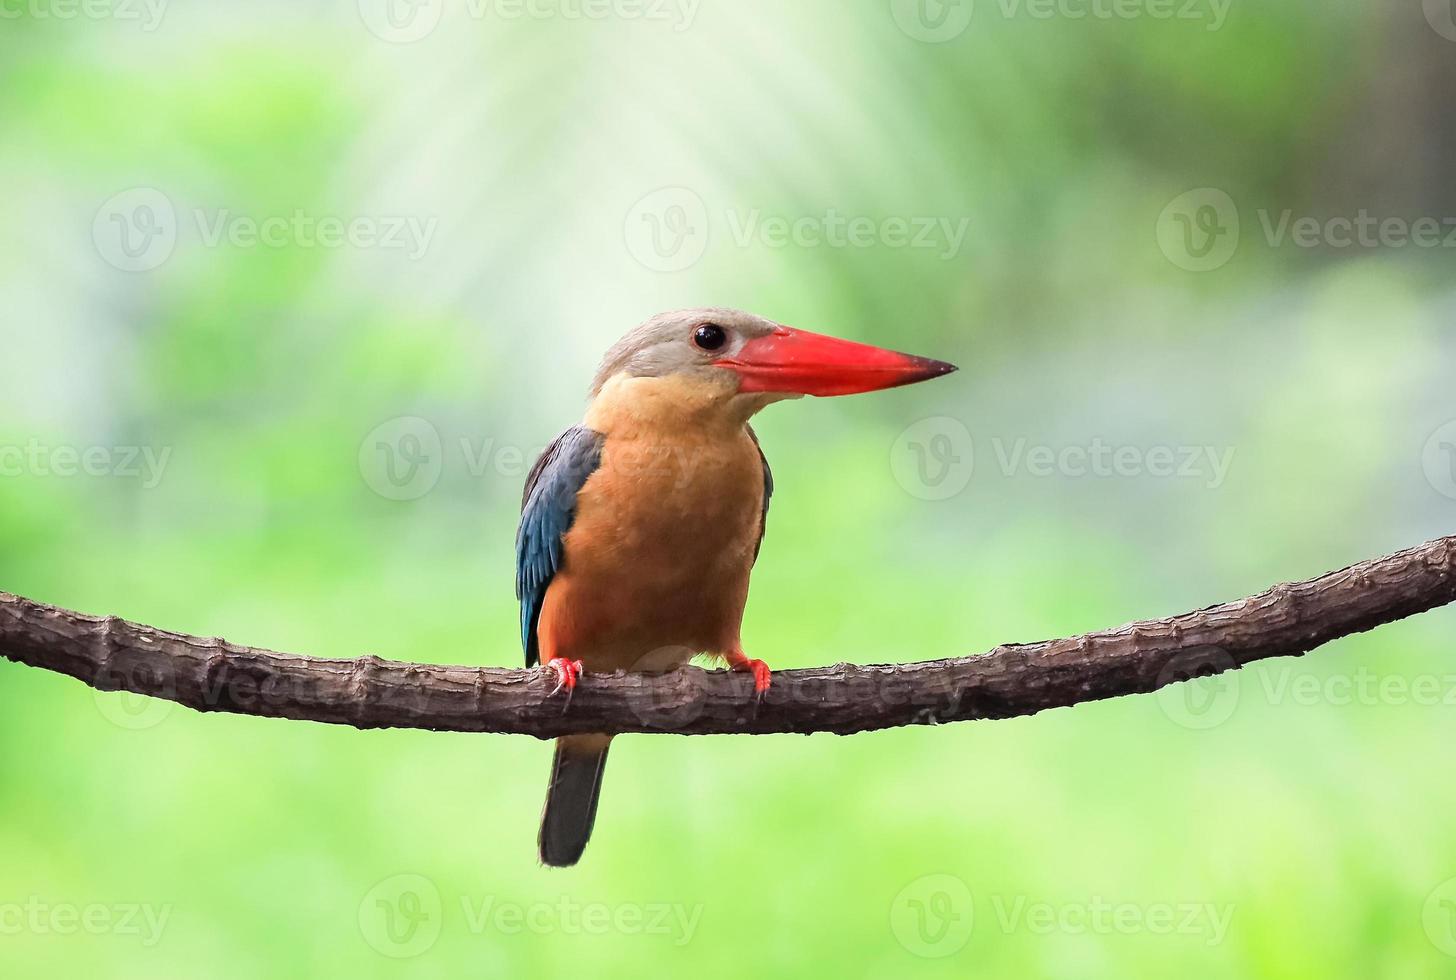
543, 658, 584, 710
731, 657, 772, 702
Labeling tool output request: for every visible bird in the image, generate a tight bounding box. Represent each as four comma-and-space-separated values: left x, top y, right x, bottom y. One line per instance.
516, 308, 956, 866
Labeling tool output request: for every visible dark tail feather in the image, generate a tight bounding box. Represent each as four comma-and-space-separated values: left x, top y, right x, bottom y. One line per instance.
539, 734, 611, 867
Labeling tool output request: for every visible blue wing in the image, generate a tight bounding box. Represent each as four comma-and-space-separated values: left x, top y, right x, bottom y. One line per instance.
515, 426, 605, 667
747, 424, 773, 561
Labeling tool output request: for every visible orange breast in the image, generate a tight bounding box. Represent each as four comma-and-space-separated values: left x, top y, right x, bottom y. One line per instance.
537, 425, 765, 672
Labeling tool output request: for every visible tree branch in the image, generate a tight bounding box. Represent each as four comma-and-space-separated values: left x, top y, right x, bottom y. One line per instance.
2, 534, 1454, 738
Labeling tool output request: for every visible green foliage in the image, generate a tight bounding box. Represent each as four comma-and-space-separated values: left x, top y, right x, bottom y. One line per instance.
1, 2, 1453, 975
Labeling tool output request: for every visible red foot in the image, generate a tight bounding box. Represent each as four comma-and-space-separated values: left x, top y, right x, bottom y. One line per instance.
543, 658, 584, 698
727, 654, 772, 698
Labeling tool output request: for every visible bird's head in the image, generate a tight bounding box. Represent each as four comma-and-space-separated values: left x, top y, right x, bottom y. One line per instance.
590, 308, 956, 421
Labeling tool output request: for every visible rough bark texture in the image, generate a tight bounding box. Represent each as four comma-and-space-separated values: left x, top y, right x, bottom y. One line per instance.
2, 535, 1454, 738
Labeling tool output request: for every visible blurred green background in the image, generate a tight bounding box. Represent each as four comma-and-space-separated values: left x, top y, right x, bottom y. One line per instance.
3, 0, 1456, 975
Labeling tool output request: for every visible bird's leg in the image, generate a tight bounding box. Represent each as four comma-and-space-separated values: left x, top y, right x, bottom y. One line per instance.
724, 647, 772, 700
542, 656, 585, 709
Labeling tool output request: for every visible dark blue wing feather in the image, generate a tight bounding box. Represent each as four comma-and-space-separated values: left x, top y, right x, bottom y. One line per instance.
747, 424, 773, 561
516, 426, 605, 667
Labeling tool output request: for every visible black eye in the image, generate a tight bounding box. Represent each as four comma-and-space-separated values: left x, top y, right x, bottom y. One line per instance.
693, 323, 727, 351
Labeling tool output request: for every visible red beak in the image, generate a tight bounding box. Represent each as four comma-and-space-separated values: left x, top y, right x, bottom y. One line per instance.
717, 326, 957, 397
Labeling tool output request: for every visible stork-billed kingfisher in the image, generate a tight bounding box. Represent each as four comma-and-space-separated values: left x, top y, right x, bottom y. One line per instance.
516, 308, 956, 866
